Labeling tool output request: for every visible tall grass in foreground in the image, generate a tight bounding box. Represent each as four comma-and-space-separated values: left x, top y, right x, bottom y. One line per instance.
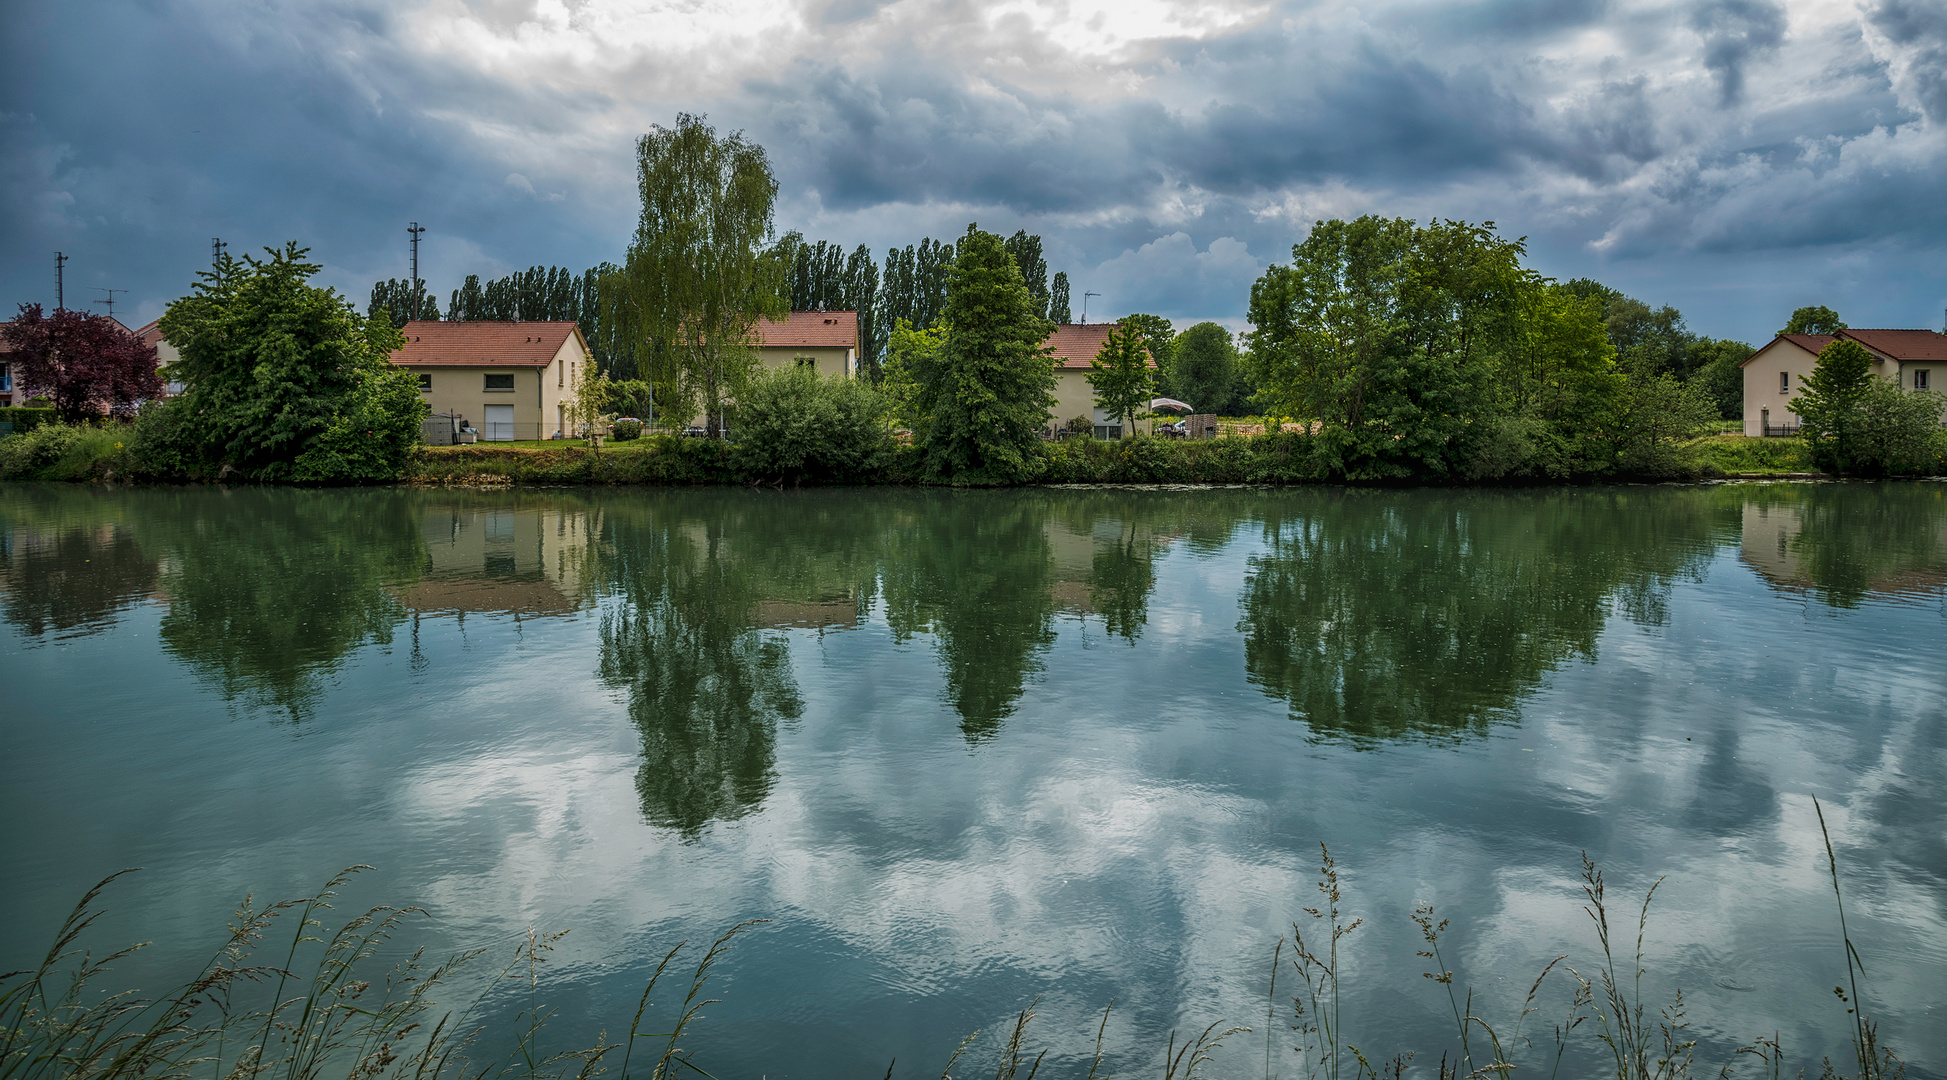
2, 808, 1905, 1080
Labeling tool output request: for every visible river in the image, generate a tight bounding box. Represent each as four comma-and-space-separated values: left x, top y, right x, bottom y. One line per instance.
1, 482, 1942, 1077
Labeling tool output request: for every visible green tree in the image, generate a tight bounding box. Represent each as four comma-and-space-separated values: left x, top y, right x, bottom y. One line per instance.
1168, 322, 1243, 413
1614, 374, 1715, 478
158, 243, 425, 482
913, 225, 1057, 481
1003, 230, 1050, 318
617, 113, 786, 437
1780, 305, 1845, 335
1247, 216, 1515, 479
1849, 379, 1945, 475
1687, 338, 1754, 419
1790, 338, 1875, 472
1089, 321, 1155, 437
366, 278, 441, 328
881, 318, 947, 433
1604, 297, 1694, 378
1049, 271, 1072, 324
1120, 313, 1175, 384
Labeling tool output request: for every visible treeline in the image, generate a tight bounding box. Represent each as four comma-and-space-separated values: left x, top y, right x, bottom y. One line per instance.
367, 231, 1075, 385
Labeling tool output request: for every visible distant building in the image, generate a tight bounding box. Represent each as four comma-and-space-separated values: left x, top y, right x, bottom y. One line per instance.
1740, 328, 1947, 436
1044, 322, 1156, 438
751, 311, 859, 377
389, 321, 595, 441
131, 319, 184, 397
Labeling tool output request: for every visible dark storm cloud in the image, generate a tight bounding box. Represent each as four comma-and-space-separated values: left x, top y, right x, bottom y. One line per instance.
1691, 0, 1787, 105
0, 0, 615, 322
4, 0, 1946, 344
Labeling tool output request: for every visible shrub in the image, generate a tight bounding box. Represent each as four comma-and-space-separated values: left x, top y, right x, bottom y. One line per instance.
0, 406, 59, 435
0, 422, 85, 477
733, 366, 892, 483
612, 418, 645, 441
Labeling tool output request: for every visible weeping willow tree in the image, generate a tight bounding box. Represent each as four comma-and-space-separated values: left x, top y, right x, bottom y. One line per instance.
614, 114, 788, 436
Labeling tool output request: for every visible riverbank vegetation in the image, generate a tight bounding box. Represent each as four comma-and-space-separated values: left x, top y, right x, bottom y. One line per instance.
4, 830, 1905, 1080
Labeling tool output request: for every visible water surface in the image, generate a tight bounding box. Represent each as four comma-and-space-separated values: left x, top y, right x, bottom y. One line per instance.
2, 482, 1943, 1076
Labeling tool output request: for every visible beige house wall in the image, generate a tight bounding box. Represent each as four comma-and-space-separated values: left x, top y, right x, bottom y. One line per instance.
406, 337, 591, 440
1049, 369, 1153, 436
1742, 338, 1947, 435
757, 344, 855, 379
1741, 339, 1821, 436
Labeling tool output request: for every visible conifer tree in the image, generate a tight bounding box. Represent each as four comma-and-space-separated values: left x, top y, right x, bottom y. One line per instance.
914, 224, 1056, 481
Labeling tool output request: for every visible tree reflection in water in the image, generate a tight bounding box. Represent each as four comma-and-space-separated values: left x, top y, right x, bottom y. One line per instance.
0, 486, 160, 639
882, 493, 1058, 741
595, 493, 892, 836
151, 490, 427, 722
1237, 488, 1723, 742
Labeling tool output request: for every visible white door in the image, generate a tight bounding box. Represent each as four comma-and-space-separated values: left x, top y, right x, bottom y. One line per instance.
484, 404, 515, 442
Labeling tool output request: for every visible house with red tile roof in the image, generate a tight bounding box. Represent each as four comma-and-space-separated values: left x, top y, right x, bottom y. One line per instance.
751, 311, 860, 377
1739, 327, 1947, 436
1044, 322, 1159, 437
390, 321, 594, 441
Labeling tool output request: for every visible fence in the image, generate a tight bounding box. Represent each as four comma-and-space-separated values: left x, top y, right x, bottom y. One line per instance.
1762, 421, 1801, 437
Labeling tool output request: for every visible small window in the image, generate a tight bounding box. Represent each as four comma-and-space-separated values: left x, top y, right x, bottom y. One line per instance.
1779, 371, 1789, 393
417, 373, 432, 392
795, 357, 815, 369
558, 362, 564, 388
1915, 369, 1931, 391
484, 373, 515, 391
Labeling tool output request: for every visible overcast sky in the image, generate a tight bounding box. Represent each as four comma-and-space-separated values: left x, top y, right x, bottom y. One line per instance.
4, 0, 1945, 342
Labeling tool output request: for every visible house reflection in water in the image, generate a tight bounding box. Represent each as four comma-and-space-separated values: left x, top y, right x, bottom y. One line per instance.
398, 504, 604, 618
1738, 491, 1947, 607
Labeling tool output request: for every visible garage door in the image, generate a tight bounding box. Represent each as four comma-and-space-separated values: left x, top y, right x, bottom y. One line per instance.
484, 404, 515, 442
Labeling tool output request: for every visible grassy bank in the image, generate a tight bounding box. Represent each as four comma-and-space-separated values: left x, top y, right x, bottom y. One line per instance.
7, 422, 1941, 486
4, 828, 1905, 1080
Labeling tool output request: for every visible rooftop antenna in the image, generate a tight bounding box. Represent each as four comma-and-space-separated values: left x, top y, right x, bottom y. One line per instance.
55, 252, 68, 311
408, 222, 426, 320
1081, 291, 1100, 325
92, 288, 127, 321
212, 238, 228, 283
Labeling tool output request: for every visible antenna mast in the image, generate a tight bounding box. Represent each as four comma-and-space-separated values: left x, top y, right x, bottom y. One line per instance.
55, 252, 68, 311
92, 288, 128, 321
408, 222, 426, 319
1081, 291, 1100, 325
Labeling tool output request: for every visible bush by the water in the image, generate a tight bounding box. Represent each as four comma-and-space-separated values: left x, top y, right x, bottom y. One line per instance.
733, 365, 892, 482
611, 418, 644, 441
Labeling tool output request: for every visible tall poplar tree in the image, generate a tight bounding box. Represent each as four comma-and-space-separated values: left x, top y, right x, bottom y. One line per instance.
1049, 272, 1072, 324
618, 113, 785, 437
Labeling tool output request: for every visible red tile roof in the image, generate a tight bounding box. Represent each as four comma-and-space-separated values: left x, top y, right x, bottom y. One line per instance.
133, 318, 164, 346
1044, 322, 1160, 370
752, 311, 858, 350
389, 321, 585, 367
1838, 329, 1947, 362
1746, 329, 1947, 366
